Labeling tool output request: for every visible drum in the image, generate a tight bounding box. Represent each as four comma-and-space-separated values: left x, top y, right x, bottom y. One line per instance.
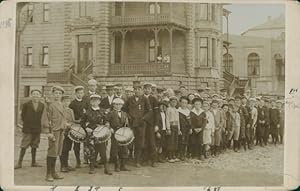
68, 124, 87, 143
114, 127, 135, 146
93, 125, 111, 143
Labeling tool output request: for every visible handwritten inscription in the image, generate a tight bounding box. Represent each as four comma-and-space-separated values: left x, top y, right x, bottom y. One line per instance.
0, 18, 12, 29
286, 88, 300, 109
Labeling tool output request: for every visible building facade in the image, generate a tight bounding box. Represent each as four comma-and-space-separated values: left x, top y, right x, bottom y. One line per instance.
223, 14, 285, 96
17, 2, 227, 100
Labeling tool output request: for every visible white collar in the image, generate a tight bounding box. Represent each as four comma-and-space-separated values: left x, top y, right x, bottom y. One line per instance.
177, 107, 190, 116
91, 107, 100, 111
76, 98, 82, 102
191, 108, 203, 116
108, 95, 114, 98
144, 94, 150, 98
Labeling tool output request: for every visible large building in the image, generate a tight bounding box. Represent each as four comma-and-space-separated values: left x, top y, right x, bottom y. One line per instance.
17, 2, 229, 100
223, 14, 285, 96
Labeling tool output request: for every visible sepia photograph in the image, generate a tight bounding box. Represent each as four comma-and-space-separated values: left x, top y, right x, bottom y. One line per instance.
12, 1, 285, 187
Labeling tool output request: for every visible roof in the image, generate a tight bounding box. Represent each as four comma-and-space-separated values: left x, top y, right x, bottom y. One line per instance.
241, 14, 285, 35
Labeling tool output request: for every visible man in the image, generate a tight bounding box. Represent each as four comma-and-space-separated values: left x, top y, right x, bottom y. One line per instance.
248, 98, 258, 148
270, 99, 280, 145
198, 88, 205, 99
244, 89, 251, 100
220, 88, 228, 99
43, 86, 66, 182
234, 96, 246, 151
114, 83, 126, 101
277, 100, 284, 144
15, 89, 45, 169
83, 79, 98, 109
122, 81, 151, 167
100, 84, 115, 111
240, 96, 251, 150
255, 99, 268, 147
142, 83, 159, 167
263, 99, 271, 145
151, 83, 158, 97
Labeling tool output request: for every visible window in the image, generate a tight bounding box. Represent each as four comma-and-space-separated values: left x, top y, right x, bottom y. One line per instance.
28, 4, 34, 23
223, 53, 233, 73
199, 37, 208, 66
26, 47, 33, 66
149, 39, 155, 62
43, 3, 50, 22
115, 2, 122, 16
42, 46, 49, 66
212, 38, 216, 67
24, 86, 30, 97
114, 35, 121, 64
274, 54, 285, 77
247, 53, 260, 76
199, 4, 208, 20
149, 3, 160, 14
79, 2, 87, 17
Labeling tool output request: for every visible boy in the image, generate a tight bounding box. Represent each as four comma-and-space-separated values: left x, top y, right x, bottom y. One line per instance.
202, 100, 215, 158
60, 95, 76, 173
156, 100, 168, 162
190, 98, 207, 160
106, 98, 130, 172
211, 99, 223, 156
232, 105, 241, 152
15, 89, 45, 169
166, 96, 181, 162
43, 86, 66, 182
81, 94, 112, 175
68, 86, 86, 168
235, 96, 248, 151
270, 100, 280, 145
256, 99, 269, 147
277, 100, 284, 144
177, 96, 191, 161
248, 98, 258, 147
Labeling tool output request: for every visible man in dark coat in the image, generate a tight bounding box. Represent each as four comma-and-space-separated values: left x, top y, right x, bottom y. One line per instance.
100, 84, 115, 112
256, 99, 269, 147
142, 83, 159, 167
83, 79, 98, 109
122, 81, 151, 167
15, 89, 45, 169
270, 100, 280, 145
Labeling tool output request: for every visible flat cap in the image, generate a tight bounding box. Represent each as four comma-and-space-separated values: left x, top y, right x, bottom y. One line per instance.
169, 96, 178, 101
106, 84, 115, 90
74, 85, 84, 92
249, 98, 256, 102
30, 89, 42, 94
88, 79, 97, 86
143, 82, 152, 88
90, 94, 101, 100
52, 86, 65, 94
112, 98, 125, 104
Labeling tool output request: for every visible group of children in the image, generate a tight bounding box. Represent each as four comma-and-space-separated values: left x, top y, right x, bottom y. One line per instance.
15, 79, 285, 182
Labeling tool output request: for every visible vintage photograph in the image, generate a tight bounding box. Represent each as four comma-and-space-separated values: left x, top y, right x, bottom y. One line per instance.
14, 1, 285, 187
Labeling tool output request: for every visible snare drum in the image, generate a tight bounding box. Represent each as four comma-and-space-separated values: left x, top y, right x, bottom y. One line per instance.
93, 125, 111, 144
114, 127, 135, 146
68, 124, 87, 143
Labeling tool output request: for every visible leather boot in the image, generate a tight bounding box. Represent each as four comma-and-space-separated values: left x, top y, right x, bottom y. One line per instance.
120, 159, 131, 171
31, 148, 42, 167
60, 156, 68, 173
114, 160, 120, 172
104, 163, 112, 175
15, 148, 26, 169
45, 157, 54, 182
89, 162, 96, 174
51, 157, 64, 179
74, 149, 81, 168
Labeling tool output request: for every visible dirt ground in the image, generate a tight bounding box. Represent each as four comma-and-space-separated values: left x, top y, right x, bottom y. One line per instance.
14, 128, 283, 187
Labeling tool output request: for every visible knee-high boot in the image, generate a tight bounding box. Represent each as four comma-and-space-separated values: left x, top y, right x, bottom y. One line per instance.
45, 157, 54, 182
51, 157, 64, 179
31, 148, 42, 167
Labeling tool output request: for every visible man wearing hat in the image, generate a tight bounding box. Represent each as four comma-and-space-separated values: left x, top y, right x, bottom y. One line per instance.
198, 88, 205, 98
83, 79, 98, 109
81, 94, 112, 175
15, 89, 45, 170
142, 82, 160, 167
114, 83, 127, 102
244, 89, 251, 100
106, 98, 130, 172
100, 84, 115, 111
122, 81, 151, 167
256, 98, 269, 147
156, 99, 169, 162
43, 86, 66, 182
237, 96, 251, 150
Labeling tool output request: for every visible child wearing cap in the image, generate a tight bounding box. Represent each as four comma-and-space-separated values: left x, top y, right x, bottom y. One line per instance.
15, 89, 45, 170
43, 86, 66, 182
106, 98, 130, 172
68, 86, 86, 167
60, 96, 76, 173
190, 98, 207, 160
202, 101, 215, 158
156, 100, 168, 163
177, 96, 191, 161
210, 99, 224, 156
80, 94, 112, 175
166, 96, 181, 162
269, 100, 280, 145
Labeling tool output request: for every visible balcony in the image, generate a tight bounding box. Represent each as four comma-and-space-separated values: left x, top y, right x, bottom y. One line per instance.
109, 63, 170, 76
47, 71, 71, 84
110, 14, 187, 28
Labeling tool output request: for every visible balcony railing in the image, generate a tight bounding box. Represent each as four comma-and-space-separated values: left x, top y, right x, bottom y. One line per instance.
109, 63, 170, 75
111, 14, 186, 27
47, 71, 71, 84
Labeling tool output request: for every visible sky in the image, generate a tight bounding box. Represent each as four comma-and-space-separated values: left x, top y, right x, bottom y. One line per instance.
223, 4, 285, 35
